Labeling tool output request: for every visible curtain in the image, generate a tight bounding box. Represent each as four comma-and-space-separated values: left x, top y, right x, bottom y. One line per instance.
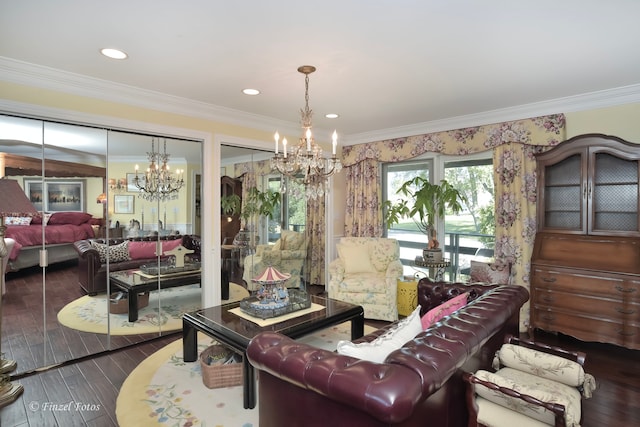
305, 175, 327, 285
344, 158, 382, 237
341, 113, 566, 331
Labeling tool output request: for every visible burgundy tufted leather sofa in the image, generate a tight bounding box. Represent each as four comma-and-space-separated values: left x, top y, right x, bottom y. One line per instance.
246, 278, 529, 427
73, 234, 201, 295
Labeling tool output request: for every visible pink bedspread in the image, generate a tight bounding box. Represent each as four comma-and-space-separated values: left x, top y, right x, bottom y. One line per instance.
5, 223, 96, 260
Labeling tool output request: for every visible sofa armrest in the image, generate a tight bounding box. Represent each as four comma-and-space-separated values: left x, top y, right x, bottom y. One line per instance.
328, 257, 345, 280
247, 331, 423, 424
385, 259, 404, 279
73, 240, 100, 265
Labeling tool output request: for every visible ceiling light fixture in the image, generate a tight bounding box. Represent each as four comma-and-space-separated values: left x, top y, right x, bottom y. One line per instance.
242, 88, 260, 95
100, 48, 128, 60
271, 65, 342, 200
133, 138, 184, 201
325, 113, 339, 119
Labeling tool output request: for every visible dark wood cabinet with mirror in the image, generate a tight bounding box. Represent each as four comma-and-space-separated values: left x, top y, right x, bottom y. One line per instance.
531, 134, 640, 350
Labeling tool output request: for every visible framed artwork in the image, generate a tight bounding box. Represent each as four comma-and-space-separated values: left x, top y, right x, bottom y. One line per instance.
24, 179, 85, 212
127, 173, 145, 192
114, 195, 135, 214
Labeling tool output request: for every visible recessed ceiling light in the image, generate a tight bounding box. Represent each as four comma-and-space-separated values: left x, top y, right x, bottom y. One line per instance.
325, 113, 339, 119
100, 48, 128, 60
242, 88, 260, 95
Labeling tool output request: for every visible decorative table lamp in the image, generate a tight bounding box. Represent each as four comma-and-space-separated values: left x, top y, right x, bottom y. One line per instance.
0, 178, 38, 408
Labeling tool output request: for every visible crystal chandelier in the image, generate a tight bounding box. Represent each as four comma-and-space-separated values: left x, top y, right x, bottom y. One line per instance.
271, 65, 342, 200
134, 138, 184, 202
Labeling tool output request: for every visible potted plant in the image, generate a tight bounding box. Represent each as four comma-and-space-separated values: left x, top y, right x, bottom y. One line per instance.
383, 177, 466, 262
220, 194, 241, 217
235, 187, 281, 248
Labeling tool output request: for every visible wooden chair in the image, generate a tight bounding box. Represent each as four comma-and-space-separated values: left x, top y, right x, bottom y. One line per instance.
463, 335, 596, 427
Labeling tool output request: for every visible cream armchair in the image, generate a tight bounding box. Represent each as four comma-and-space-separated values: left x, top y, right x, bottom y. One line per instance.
328, 237, 403, 322
243, 230, 307, 290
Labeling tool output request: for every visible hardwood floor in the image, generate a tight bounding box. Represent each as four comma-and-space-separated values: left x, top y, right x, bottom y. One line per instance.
1, 265, 639, 426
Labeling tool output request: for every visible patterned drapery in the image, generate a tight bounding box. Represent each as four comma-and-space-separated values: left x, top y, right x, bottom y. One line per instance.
341, 113, 566, 330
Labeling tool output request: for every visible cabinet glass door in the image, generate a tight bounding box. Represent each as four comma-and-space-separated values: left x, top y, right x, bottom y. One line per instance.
543, 153, 584, 231
591, 152, 639, 233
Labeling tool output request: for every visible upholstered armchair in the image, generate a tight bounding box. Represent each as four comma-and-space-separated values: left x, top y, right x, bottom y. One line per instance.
328, 237, 403, 322
243, 230, 307, 290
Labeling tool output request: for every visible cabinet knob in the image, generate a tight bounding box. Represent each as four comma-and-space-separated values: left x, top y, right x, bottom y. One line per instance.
542, 277, 556, 283
542, 314, 554, 321
542, 295, 554, 303
615, 286, 637, 294
616, 308, 636, 315
617, 329, 636, 337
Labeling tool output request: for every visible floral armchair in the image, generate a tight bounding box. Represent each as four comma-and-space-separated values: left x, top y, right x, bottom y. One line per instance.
243, 230, 307, 290
328, 237, 403, 322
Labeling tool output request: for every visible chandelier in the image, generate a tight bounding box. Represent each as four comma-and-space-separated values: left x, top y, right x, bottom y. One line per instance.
134, 138, 184, 202
271, 65, 342, 200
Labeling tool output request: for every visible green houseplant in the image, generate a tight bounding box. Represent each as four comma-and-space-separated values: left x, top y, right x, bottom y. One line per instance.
235, 187, 281, 248
383, 177, 466, 262
220, 194, 241, 216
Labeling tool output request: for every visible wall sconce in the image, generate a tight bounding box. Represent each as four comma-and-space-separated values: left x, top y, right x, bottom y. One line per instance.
109, 178, 126, 192
96, 193, 107, 204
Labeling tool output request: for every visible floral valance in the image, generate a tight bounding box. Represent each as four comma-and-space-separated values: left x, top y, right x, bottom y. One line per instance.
341, 113, 566, 167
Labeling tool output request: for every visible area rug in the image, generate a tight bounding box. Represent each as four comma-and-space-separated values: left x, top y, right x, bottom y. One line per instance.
57, 283, 250, 335
116, 321, 375, 427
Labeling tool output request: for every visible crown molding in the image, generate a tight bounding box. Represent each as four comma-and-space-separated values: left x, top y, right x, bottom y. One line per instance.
0, 56, 301, 137
344, 83, 640, 146
3, 56, 639, 147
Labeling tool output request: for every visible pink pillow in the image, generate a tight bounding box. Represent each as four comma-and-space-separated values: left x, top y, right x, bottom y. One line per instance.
128, 239, 183, 260
47, 211, 92, 225
421, 292, 469, 329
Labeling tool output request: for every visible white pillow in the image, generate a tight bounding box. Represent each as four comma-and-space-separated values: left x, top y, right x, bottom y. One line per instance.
337, 305, 422, 363
337, 242, 375, 274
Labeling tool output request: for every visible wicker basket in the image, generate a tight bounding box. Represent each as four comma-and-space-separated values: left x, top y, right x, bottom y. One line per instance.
199, 345, 243, 389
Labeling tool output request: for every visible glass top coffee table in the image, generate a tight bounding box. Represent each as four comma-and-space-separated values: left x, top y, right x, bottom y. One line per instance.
109, 268, 201, 322
182, 294, 364, 409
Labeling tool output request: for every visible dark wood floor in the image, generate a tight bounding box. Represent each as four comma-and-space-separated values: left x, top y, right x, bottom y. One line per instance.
1, 264, 639, 426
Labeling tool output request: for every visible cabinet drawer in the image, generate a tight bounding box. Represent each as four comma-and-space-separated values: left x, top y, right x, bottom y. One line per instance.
532, 309, 629, 347
532, 290, 640, 322
531, 267, 639, 300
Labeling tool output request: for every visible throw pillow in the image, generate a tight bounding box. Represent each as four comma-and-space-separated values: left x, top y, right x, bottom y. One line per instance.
5, 216, 32, 226
469, 260, 510, 284
368, 239, 399, 272
337, 242, 375, 274
421, 292, 469, 329
281, 230, 305, 251
91, 241, 130, 263
128, 239, 183, 260
336, 305, 422, 363
47, 211, 92, 226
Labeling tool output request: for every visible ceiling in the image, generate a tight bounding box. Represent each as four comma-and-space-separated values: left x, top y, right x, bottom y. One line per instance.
2, 1, 640, 145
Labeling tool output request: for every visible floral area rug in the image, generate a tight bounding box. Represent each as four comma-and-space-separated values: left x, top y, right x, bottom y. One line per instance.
116, 322, 375, 426
57, 283, 249, 335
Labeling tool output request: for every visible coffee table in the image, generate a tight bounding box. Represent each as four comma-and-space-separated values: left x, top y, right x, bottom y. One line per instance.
109, 268, 201, 322
182, 295, 364, 409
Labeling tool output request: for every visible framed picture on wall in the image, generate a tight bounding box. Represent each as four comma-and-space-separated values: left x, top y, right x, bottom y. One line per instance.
127, 173, 145, 192
114, 195, 135, 214
24, 178, 85, 212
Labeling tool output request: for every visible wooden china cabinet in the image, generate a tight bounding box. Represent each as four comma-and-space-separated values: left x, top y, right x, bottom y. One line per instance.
530, 134, 640, 350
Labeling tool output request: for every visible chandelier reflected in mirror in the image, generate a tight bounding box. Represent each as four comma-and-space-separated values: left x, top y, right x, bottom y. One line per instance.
134, 138, 184, 202
271, 65, 342, 200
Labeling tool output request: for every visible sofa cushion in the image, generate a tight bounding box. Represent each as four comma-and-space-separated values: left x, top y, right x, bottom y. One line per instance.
91, 241, 130, 263
128, 239, 183, 260
336, 305, 422, 363
421, 292, 468, 329
337, 242, 375, 274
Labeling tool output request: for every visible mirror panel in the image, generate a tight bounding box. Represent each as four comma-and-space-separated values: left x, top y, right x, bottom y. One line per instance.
0, 114, 203, 375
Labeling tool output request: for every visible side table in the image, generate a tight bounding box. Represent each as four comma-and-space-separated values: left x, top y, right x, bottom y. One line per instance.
413, 258, 450, 281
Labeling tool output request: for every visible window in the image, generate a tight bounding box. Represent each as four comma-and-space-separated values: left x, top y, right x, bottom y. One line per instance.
382, 153, 494, 280
265, 175, 306, 243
